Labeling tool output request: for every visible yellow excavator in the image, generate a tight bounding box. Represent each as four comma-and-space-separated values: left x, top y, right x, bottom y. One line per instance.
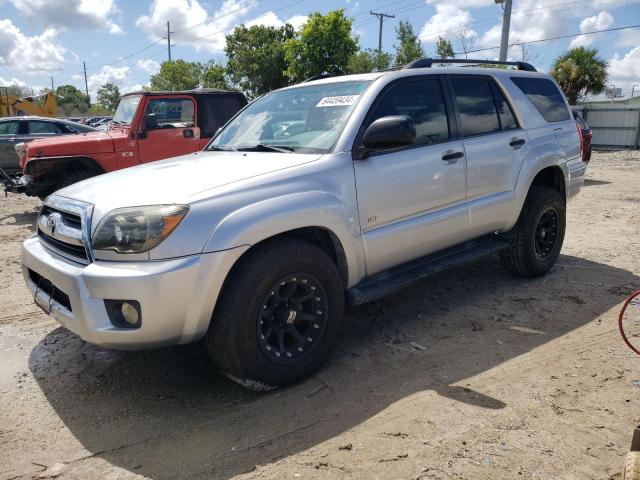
0, 88, 57, 117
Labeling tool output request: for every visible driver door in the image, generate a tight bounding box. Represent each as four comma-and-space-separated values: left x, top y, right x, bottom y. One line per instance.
138, 96, 201, 164
353, 77, 468, 275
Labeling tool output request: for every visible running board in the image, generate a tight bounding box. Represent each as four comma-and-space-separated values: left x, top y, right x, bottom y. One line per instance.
346, 235, 508, 305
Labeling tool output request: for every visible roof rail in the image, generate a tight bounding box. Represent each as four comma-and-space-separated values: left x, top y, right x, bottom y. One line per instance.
403, 58, 537, 72
303, 73, 342, 82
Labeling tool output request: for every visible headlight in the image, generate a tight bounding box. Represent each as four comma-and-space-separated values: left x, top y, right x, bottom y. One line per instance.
92, 205, 189, 254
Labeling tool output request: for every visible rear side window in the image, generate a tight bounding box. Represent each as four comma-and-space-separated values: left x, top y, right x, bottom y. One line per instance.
28, 121, 62, 134
199, 95, 246, 138
366, 78, 450, 146
491, 83, 518, 130
511, 77, 570, 122
0, 121, 19, 135
451, 77, 500, 137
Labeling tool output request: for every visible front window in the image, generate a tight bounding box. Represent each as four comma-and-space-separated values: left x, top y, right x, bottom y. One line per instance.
210, 80, 372, 154
112, 95, 142, 125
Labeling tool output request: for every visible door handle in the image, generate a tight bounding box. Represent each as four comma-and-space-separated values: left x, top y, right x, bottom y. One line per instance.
509, 138, 525, 148
441, 151, 464, 162
183, 129, 194, 138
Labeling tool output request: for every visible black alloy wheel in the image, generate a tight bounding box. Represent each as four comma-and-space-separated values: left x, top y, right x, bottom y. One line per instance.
534, 207, 559, 259
257, 273, 328, 364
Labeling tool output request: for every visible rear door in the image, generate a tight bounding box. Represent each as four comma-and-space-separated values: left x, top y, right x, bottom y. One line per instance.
449, 75, 529, 237
0, 120, 22, 172
138, 96, 200, 164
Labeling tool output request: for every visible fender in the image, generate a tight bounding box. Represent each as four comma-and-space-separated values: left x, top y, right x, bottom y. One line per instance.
203, 191, 366, 287
506, 141, 567, 231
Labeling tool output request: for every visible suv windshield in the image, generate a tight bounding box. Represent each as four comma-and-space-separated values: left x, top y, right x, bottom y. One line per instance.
112, 95, 142, 125
210, 80, 372, 153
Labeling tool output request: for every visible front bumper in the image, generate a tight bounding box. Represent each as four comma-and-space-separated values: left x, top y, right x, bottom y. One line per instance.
22, 236, 248, 349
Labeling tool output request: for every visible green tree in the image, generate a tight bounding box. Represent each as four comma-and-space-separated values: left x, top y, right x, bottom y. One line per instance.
149, 60, 204, 91
436, 37, 455, 58
284, 9, 358, 83
225, 24, 295, 97
55, 84, 89, 116
394, 20, 424, 67
96, 82, 121, 112
201, 61, 229, 89
550, 47, 608, 104
347, 49, 392, 74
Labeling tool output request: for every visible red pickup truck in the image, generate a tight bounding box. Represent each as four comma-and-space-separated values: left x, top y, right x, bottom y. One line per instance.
5, 89, 247, 198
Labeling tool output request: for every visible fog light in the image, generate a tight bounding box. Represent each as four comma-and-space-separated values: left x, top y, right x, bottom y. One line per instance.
105, 299, 142, 328
121, 302, 139, 325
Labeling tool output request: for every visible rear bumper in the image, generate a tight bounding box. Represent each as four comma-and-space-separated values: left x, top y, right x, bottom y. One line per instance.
567, 158, 587, 200
22, 236, 248, 349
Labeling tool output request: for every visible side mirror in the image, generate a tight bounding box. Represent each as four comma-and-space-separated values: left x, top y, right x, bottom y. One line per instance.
359, 115, 416, 158
145, 113, 159, 130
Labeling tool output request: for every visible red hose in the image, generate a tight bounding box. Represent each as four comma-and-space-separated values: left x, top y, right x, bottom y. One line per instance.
619, 289, 640, 356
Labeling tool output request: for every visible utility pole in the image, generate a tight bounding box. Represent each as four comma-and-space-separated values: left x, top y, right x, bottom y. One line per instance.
83, 61, 90, 106
370, 11, 395, 53
50, 76, 54, 91
167, 21, 172, 62
497, 0, 513, 62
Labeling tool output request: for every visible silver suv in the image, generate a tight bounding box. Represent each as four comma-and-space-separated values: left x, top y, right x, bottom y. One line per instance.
22, 59, 586, 389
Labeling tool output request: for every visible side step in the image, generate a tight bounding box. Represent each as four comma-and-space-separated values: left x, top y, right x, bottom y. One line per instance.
346, 235, 508, 305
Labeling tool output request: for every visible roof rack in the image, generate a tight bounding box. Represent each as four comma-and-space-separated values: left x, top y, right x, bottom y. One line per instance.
403, 58, 537, 72
303, 73, 343, 82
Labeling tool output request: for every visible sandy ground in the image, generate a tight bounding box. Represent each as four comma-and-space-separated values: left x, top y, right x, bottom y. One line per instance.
0, 150, 639, 480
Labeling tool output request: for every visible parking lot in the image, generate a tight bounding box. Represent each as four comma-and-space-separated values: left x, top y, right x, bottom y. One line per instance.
0, 150, 638, 480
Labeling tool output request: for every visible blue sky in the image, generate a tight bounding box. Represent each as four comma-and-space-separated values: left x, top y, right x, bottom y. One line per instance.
1, 0, 639, 100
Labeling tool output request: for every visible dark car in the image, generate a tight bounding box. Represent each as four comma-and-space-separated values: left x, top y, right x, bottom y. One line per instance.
573, 111, 592, 163
0, 116, 96, 174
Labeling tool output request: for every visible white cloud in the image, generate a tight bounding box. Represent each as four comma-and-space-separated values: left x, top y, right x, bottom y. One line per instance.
136, 58, 161, 75
244, 11, 308, 29
287, 14, 308, 30
569, 11, 614, 48
608, 46, 640, 97
9, 0, 122, 34
74, 65, 130, 98
0, 76, 27, 87
136, 0, 257, 53
122, 83, 145, 94
419, 4, 474, 43
0, 19, 66, 72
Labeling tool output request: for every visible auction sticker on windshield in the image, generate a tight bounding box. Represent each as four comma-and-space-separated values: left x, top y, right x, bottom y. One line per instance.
316, 95, 360, 107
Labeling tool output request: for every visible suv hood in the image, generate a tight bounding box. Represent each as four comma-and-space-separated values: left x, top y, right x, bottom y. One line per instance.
25, 131, 115, 157
57, 150, 322, 213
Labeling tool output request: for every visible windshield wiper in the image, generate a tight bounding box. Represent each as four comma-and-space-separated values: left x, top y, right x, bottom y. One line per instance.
237, 144, 295, 153
208, 145, 235, 151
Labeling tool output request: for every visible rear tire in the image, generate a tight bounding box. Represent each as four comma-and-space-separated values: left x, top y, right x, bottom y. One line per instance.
500, 186, 565, 278
205, 238, 344, 390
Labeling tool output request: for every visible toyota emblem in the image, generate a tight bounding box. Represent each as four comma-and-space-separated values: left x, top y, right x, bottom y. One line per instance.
46, 213, 61, 236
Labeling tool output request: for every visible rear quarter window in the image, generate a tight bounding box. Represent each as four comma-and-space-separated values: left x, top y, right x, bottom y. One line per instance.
511, 77, 570, 122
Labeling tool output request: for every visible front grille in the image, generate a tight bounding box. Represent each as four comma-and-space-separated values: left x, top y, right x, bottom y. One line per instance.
28, 269, 72, 312
37, 203, 89, 264
38, 230, 88, 262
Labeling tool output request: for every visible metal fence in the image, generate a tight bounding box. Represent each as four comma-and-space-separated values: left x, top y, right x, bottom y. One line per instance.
572, 104, 640, 149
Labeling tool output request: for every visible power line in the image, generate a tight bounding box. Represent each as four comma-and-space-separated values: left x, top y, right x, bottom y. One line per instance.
462, 23, 640, 55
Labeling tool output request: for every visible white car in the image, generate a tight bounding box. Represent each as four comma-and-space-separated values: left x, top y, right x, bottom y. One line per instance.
22, 58, 586, 389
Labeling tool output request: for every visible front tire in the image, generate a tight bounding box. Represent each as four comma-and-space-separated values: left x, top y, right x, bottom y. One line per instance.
205, 238, 344, 390
500, 186, 565, 277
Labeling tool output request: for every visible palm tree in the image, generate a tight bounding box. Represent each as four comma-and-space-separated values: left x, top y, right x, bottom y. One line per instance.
551, 47, 608, 104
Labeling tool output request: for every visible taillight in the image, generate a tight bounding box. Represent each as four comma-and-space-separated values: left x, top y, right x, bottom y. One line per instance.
576, 121, 584, 161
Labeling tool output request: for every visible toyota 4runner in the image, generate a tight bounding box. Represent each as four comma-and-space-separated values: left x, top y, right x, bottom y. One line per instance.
22, 59, 587, 390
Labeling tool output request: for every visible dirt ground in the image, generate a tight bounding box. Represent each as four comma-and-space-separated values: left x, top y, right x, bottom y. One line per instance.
0, 151, 639, 480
